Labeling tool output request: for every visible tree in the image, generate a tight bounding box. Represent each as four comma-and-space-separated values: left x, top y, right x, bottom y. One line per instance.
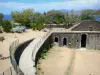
30, 12, 44, 30
11, 9, 34, 27
0, 13, 4, 21
64, 10, 79, 28
45, 10, 65, 24
30, 23, 37, 30
80, 9, 95, 20
32, 12, 44, 24
2, 20, 12, 32
0, 13, 4, 26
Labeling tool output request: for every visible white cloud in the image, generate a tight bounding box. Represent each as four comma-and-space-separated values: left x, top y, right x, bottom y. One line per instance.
0, 0, 99, 12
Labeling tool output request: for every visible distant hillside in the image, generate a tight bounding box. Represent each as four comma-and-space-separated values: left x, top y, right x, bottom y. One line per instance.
3, 14, 12, 20
60, 9, 69, 12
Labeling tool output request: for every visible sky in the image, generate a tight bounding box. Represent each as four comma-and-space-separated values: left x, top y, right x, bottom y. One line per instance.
0, 0, 100, 14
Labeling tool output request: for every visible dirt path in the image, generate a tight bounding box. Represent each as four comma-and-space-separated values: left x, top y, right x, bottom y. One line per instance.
38, 46, 73, 75
38, 47, 100, 75
72, 50, 100, 75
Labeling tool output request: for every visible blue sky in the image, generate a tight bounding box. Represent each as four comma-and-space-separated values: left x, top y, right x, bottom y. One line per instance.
0, 0, 100, 14
0, 0, 65, 3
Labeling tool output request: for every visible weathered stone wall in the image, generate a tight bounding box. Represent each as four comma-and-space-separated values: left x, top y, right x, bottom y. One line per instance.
72, 21, 100, 31
35, 34, 53, 65
52, 32, 100, 50
87, 33, 100, 49
14, 39, 34, 65
44, 24, 67, 28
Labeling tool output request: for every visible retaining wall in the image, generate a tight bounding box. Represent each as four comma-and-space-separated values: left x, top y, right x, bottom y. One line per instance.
44, 24, 68, 28
14, 39, 34, 65
34, 34, 53, 65
10, 39, 34, 75
9, 39, 23, 75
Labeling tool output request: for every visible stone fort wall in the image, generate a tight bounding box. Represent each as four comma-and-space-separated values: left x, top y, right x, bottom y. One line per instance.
11, 31, 100, 75
52, 32, 100, 50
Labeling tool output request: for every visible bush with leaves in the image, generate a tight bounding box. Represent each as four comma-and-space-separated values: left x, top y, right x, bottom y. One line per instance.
11, 9, 34, 27
37, 24, 44, 30
2, 20, 12, 32
30, 23, 37, 30
40, 48, 48, 59
80, 9, 95, 20
30, 23, 44, 30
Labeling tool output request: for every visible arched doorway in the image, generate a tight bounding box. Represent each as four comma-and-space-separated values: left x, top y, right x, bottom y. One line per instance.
54, 37, 59, 42
63, 38, 67, 46
81, 34, 87, 47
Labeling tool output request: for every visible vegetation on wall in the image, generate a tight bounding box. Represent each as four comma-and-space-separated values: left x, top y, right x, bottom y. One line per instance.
40, 48, 48, 59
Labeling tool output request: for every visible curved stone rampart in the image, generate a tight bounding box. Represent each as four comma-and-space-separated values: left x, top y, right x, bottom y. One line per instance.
10, 39, 34, 75
9, 39, 24, 75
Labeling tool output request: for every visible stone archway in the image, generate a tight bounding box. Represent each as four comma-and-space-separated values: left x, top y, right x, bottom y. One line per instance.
63, 38, 67, 46
81, 34, 87, 47
54, 37, 59, 42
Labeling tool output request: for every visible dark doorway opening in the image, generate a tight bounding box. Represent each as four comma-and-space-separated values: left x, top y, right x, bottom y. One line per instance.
81, 34, 87, 47
55, 37, 58, 42
63, 38, 67, 46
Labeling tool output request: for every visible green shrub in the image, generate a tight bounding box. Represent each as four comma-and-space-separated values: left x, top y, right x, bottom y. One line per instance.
2, 20, 12, 32
30, 23, 44, 30
0, 23, 2, 26
30, 23, 36, 30
43, 49, 47, 53
37, 24, 44, 30
40, 48, 48, 59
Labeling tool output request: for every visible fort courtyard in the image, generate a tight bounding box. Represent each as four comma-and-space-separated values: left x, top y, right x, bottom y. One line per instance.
1, 21, 100, 75
38, 46, 100, 75
0, 0, 100, 74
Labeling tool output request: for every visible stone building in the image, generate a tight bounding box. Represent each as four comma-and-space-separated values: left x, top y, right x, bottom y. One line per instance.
52, 20, 100, 50
72, 20, 100, 31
